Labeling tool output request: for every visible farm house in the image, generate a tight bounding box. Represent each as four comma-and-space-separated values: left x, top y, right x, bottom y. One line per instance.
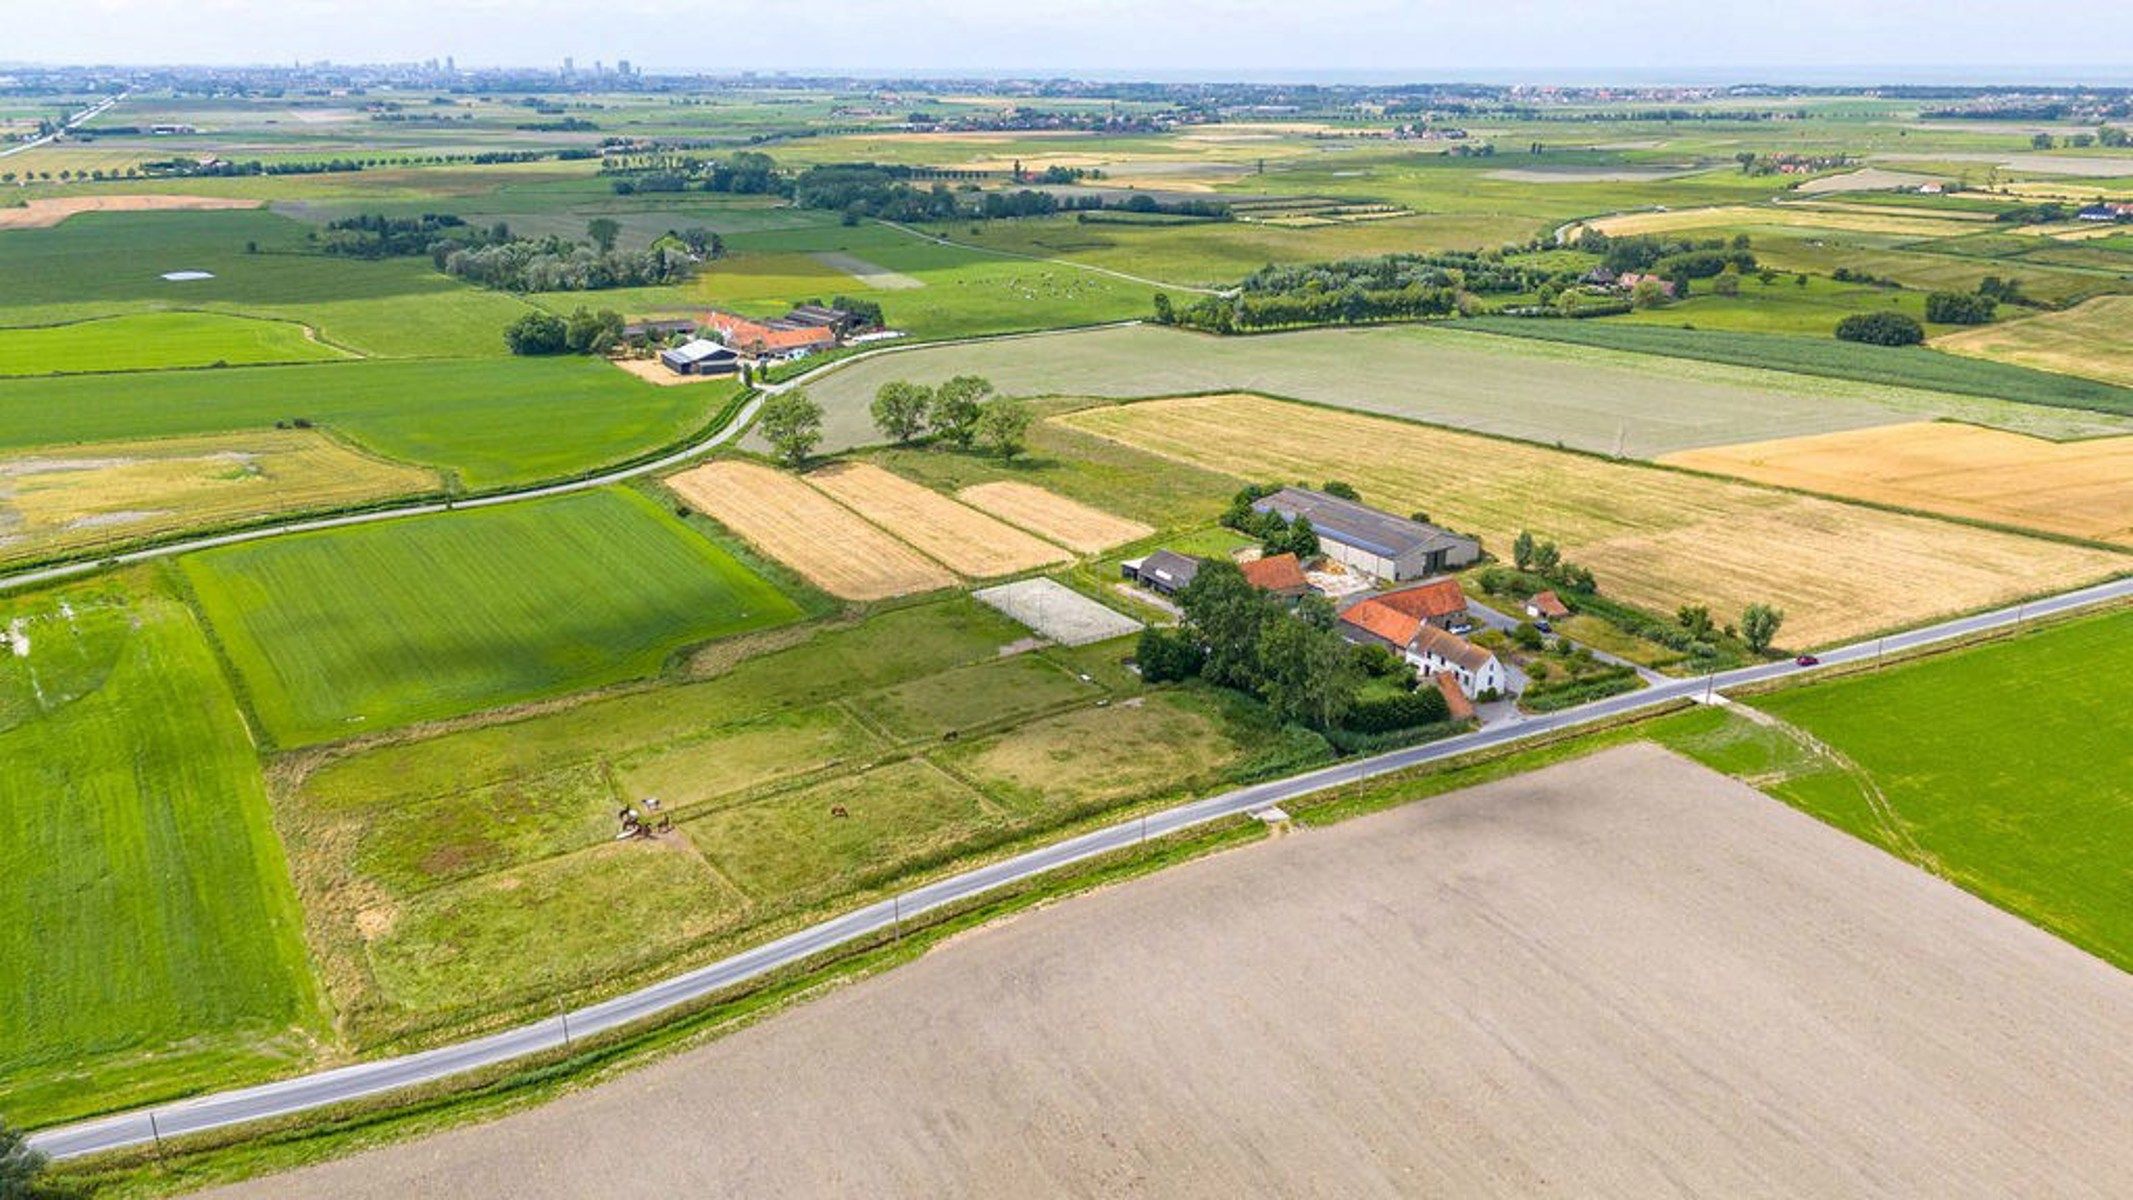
1251, 487, 1480, 582
1339, 596, 1507, 699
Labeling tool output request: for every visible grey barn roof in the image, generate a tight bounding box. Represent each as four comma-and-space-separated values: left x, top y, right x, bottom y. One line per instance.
1252, 488, 1474, 561
661, 338, 737, 366
1136, 549, 1202, 590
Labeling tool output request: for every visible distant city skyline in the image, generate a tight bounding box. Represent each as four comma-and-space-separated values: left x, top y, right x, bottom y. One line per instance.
3, 0, 2131, 85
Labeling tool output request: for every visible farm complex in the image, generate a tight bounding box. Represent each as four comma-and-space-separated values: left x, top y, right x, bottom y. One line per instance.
2, 54, 2130, 1200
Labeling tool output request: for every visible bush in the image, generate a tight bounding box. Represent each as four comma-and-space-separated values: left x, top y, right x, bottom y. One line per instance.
1343, 687, 1451, 733
1925, 290, 1997, 324
1135, 627, 1205, 683
1834, 311, 1924, 346
503, 310, 568, 355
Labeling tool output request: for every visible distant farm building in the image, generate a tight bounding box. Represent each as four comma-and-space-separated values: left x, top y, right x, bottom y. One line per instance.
1340, 596, 1507, 699
623, 318, 697, 344
782, 303, 863, 336
1526, 590, 1571, 621
1121, 549, 1202, 596
1368, 577, 1470, 630
702, 308, 845, 360
1240, 552, 1311, 599
1251, 488, 1480, 582
658, 338, 741, 376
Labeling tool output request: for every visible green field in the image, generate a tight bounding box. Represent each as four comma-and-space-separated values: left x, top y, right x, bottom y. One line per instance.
181, 487, 803, 746
797, 323, 2133, 457
0, 357, 728, 490
0, 209, 535, 358
0, 311, 350, 375
1673, 607, 2133, 972
0, 572, 323, 1127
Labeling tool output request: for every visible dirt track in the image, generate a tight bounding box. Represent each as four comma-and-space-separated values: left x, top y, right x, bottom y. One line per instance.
0, 194, 258, 228
204, 744, 2133, 1199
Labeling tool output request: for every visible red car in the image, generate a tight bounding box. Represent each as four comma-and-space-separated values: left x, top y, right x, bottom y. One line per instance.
1794, 654, 1820, 667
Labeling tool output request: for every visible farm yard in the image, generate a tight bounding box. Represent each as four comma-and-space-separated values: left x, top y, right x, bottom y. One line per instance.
205, 745, 2133, 1200
798, 324, 2133, 457
1059, 393, 2130, 645
667, 459, 957, 600
0, 429, 439, 566
0, 573, 323, 1128
180, 487, 803, 746
1663, 422, 2133, 546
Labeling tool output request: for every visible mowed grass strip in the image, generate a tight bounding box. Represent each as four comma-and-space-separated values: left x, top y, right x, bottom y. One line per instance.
668, 460, 956, 600
0, 573, 324, 1127
1934, 296, 2133, 390
955, 480, 1153, 552
181, 487, 802, 746
0, 311, 350, 376
1663, 422, 2133, 546
0, 428, 439, 567
1745, 606, 2133, 972
1059, 394, 2129, 646
803, 461, 1070, 577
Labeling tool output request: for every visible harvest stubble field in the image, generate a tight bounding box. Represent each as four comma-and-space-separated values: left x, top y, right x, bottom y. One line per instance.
1059, 394, 2130, 645
1934, 296, 2133, 389
802, 461, 1070, 577
955, 480, 1153, 552
667, 459, 956, 600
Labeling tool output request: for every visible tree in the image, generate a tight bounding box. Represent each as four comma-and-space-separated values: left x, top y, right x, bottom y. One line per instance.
1512, 529, 1536, 571
587, 216, 622, 252
2031, 132, 2056, 150
1135, 626, 1204, 682
1268, 514, 1318, 559
563, 306, 624, 354
757, 389, 823, 466
1151, 292, 1175, 324
1710, 266, 1741, 297
1834, 310, 1925, 346
1741, 603, 1786, 653
1925, 291, 1996, 324
1, 1116, 52, 1199
1531, 539, 1561, 574
1629, 277, 1671, 309
977, 396, 1033, 460
503, 310, 568, 355
1178, 561, 1270, 691
928, 375, 992, 449
1320, 480, 1360, 501
1257, 604, 1361, 730
1676, 604, 1714, 640
870, 380, 932, 443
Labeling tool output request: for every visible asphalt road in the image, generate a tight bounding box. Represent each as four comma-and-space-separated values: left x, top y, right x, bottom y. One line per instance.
30, 572, 2131, 1160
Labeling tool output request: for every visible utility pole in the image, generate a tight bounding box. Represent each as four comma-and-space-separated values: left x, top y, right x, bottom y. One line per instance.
558, 1000, 571, 1050
149, 1110, 165, 1162
893, 893, 902, 943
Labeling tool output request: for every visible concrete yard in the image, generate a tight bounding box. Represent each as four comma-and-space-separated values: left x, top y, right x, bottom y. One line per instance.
206, 745, 2133, 1199
973, 577, 1143, 646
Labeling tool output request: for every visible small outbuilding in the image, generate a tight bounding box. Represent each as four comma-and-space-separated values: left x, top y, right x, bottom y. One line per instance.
1241, 552, 1311, 599
1122, 549, 1203, 596
1526, 590, 1571, 621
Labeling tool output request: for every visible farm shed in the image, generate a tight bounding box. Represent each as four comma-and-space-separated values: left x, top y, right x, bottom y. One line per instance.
1240, 552, 1310, 599
659, 339, 741, 376
1252, 488, 1480, 582
623, 318, 697, 343
1367, 577, 1471, 630
1122, 549, 1202, 596
1527, 590, 1572, 620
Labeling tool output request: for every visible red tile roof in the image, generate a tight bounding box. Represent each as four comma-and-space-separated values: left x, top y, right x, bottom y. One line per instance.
1241, 552, 1309, 594
1374, 577, 1467, 622
1529, 590, 1571, 619
1434, 672, 1476, 721
1339, 597, 1423, 648
702, 310, 837, 354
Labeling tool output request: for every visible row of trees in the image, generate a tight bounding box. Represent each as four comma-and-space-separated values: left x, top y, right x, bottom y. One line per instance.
1160, 284, 1463, 333
1835, 310, 1926, 346
1509, 530, 1596, 594
503, 307, 625, 356
1924, 290, 1997, 324
443, 239, 697, 293
868, 376, 1033, 459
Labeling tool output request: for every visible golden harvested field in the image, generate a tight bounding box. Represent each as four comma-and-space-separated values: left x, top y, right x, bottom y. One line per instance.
1934, 297, 2133, 389
804, 462, 1070, 577
1059, 395, 2129, 646
1663, 423, 2133, 546
955, 481, 1153, 553
1574, 204, 1980, 240
0, 429, 436, 564
666, 460, 955, 601
0, 194, 260, 229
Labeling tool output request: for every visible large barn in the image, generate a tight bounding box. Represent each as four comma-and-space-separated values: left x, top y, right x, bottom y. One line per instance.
1251, 488, 1480, 581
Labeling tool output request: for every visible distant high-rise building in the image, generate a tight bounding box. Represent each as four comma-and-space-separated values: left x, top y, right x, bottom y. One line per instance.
617, 60, 632, 78
563, 56, 574, 75
594, 60, 605, 75
445, 55, 456, 73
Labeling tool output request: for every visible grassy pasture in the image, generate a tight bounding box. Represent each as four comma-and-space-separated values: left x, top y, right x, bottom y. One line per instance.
0, 310, 350, 375
0, 428, 438, 567
1738, 606, 2133, 973
1934, 296, 2133, 389
1663, 422, 2133, 546
0, 573, 323, 1128
802, 323, 2133, 456
0, 357, 729, 490
0, 207, 535, 358
182, 487, 803, 746
1060, 393, 2129, 646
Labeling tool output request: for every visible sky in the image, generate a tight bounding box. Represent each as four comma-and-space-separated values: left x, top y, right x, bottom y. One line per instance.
5, 0, 2132, 84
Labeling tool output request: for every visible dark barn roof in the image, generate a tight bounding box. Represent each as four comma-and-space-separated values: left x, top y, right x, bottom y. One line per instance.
1252, 488, 1474, 561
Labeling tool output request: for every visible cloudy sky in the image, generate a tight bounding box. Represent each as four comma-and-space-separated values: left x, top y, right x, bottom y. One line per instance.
5, 0, 2129, 82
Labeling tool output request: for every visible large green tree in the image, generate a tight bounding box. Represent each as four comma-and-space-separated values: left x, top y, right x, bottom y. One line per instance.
1741, 603, 1786, 654
977, 397, 1033, 460
1257, 596, 1361, 730
1, 1117, 53, 1200
587, 216, 622, 252
929, 375, 993, 449
1179, 561, 1271, 692
757, 389, 824, 467
870, 380, 933, 443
